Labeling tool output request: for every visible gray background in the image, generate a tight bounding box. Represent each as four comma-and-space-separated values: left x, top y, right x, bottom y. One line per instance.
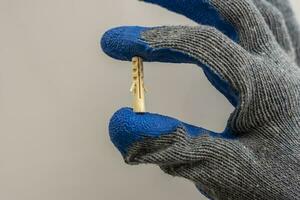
0, 0, 299, 199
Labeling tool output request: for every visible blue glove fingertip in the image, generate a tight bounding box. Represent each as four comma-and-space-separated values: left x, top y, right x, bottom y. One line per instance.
101, 26, 151, 61
109, 107, 181, 155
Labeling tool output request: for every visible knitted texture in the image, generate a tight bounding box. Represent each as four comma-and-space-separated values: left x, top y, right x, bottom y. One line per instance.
126, 126, 300, 199
263, 0, 300, 66
101, 0, 300, 199
134, 24, 300, 199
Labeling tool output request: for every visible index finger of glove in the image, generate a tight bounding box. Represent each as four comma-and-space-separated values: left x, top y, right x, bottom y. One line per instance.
140, 0, 238, 41
141, 0, 276, 54
101, 25, 252, 104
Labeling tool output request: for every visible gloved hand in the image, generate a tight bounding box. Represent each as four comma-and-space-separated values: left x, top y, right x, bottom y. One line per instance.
253, 0, 300, 65
100, 0, 300, 199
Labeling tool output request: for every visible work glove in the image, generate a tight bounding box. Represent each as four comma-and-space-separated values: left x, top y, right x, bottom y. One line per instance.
253, 0, 300, 65
101, 0, 300, 199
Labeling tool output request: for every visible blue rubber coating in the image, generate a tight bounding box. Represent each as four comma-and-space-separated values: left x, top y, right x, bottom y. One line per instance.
142, 0, 238, 41
109, 108, 218, 155
109, 107, 180, 155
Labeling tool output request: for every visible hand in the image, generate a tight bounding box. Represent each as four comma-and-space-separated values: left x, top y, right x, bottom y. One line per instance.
101, 0, 300, 199
253, 0, 300, 65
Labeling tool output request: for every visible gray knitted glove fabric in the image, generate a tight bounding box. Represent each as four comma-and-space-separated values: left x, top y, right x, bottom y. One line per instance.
101, 0, 300, 199
253, 0, 300, 65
